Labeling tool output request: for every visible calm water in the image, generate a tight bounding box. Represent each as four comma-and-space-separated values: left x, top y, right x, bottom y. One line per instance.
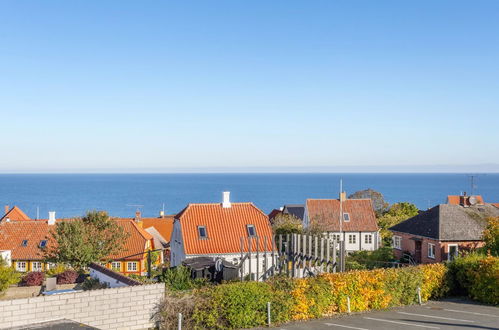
0, 173, 498, 219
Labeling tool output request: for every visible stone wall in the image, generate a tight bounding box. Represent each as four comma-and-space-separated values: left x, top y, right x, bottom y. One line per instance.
0, 283, 164, 330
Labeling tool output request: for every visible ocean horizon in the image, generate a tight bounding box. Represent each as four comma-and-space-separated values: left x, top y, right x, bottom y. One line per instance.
1, 173, 498, 219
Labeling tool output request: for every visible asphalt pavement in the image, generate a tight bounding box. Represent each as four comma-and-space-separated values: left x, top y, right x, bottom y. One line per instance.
266, 298, 499, 330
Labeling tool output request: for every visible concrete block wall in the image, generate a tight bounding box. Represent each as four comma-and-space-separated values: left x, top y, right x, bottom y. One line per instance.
0, 283, 165, 330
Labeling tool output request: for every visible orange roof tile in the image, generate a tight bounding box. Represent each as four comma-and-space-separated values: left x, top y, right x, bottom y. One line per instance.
109, 220, 152, 260
306, 199, 379, 232
177, 203, 273, 255
491, 203, 499, 208
447, 195, 485, 206
1, 206, 31, 222
141, 216, 174, 242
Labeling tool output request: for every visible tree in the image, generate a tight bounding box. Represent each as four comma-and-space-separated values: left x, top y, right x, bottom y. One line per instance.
44, 211, 130, 270
348, 189, 389, 215
271, 213, 303, 235
377, 202, 419, 245
482, 217, 499, 256
0, 258, 20, 296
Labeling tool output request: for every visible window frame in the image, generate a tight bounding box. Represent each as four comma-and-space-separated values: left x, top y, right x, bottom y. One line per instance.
393, 236, 402, 250
16, 261, 27, 272
111, 262, 121, 271
197, 225, 208, 239
32, 261, 42, 271
246, 224, 257, 237
348, 234, 356, 244
428, 243, 435, 259
127, 262, 138, 272
343, 213, 350, 222
39, 240, 47, 248
21, 240, 28, 247
365, 234, 372, 244
447, 244, 458, 261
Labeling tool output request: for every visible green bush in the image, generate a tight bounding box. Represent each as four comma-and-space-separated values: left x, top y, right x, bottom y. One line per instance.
82, 277, 108, 291
0, 261, 20, 296
159, 266, 207, 291
448, 253, 499, 305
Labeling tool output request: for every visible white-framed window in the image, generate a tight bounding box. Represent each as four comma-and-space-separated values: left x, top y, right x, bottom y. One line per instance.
448, 244, 458, 261
365, 234, 372, 244
348, 234, 356, 244
32, 262, 42, 271
198, 226, 208, 239
16, 261, 27, 272
393, 236, 402, 250
111, 262, 121, 271
428, 243, 435, 259
343, 213, 350, 222
246, 224, 257, 237
127, 262, 138, 272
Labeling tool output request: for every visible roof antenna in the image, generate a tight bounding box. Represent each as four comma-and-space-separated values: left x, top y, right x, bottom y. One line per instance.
467, 174, 482, 196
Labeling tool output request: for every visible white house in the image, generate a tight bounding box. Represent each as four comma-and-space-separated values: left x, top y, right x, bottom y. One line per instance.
89, 263, 142, 288
303, 192, 381, 252
170, 192, 276, 280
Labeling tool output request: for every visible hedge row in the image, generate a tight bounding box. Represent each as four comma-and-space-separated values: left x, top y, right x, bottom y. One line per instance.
156, 263, 448, 329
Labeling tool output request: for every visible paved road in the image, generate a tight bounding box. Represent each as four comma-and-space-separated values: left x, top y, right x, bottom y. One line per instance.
270, 299, 499, 330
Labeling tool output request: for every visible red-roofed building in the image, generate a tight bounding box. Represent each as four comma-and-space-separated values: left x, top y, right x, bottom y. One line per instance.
1, 205, 31, 222
170, 192, 275, 280
303, 192, 380, 252
0, 208, 155, 275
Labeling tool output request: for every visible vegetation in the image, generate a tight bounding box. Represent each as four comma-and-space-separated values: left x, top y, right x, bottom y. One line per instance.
82, 277, 108, 291
481, 217, 499, 256
156, 263, 449, 329
159, 265, 208, 291
0, 259, 20, 296
345, 246, 396, 270
377, 202, 419, 245
271, 214, 303, 235
56, 269, 79, 284
45, 264, 68, 277
22, 271, 45, 286
44, 211, 129, 270
348, 189, 389, 215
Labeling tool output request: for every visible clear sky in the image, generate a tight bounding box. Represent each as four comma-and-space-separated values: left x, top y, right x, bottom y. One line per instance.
1, 1, 498, 173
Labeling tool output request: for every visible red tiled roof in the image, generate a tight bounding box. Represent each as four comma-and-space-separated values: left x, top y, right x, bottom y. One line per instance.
491, 203, 499, 208
447, 195, 484, 206
0, 219, 152, 261
177, 203, 273, 255
306, 199, 379, 232
1, 206, 31, 222
141, 216, 174, 242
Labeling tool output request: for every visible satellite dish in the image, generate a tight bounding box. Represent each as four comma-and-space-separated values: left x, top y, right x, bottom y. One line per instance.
469, 196, 477, 205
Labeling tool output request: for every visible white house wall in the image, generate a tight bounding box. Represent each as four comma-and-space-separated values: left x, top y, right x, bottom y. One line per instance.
89, 269, 130, 288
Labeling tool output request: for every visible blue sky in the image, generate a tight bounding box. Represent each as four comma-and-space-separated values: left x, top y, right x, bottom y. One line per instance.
1, 1, 498, 173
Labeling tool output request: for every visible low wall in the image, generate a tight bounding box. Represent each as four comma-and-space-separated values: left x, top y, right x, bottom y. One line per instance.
1, 284, 78, 301
0, 283, 165, 329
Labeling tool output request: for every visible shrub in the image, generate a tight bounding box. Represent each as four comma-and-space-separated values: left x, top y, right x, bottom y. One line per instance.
448, 253, 499, 305
22, 271, 45, 286
155, 292, 201, 330
45, 264, 67, 277
56, 269, 79, 284
82, 277, 108, 291
0, 262, 21, 295
159, 266, 207, 291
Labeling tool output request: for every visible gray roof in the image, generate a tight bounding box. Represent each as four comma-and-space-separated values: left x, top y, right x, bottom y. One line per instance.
283, 204, 305, 220
390, 204, 499, 241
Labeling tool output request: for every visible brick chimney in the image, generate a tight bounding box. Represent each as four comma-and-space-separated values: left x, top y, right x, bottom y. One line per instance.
222, 191, 231, 208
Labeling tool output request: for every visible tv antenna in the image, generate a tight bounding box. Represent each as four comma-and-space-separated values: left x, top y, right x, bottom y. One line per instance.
466, 174, 484, 196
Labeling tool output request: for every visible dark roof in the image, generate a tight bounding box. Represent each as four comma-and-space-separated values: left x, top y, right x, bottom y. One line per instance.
268, 209, 283, 221
89, 263, 142, 286
283, 204, 305, 220
182, 256, 237, 270
390, 204, 499, 241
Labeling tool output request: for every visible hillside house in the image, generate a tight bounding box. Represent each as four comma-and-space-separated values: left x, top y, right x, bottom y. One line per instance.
170, 192, 275, 280
303, 193, 380, 252
389, 194, 499, 263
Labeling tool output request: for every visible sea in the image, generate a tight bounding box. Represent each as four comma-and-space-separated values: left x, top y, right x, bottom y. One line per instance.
0, 173, 498, 219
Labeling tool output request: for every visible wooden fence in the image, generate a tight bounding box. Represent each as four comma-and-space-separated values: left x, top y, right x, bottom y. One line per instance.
237, 233, 346, 281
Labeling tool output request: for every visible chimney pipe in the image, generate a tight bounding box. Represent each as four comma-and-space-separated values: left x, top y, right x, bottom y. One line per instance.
135, 210, 141, 222
48, 211, 56, 225
159, 210, 165, 218
222, 191, 231, 208
4, 205, 9, 216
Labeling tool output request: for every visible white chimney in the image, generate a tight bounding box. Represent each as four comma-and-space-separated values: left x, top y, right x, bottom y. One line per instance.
222, 191, 231, 208
48, 211, 56, 225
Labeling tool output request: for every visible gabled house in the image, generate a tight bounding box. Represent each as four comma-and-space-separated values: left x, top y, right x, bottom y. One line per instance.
1, 205, 31, 223
389, 194, 499, 263
303, 192, 380, 252
0, 208, 155, 275
170, 192, 275, 280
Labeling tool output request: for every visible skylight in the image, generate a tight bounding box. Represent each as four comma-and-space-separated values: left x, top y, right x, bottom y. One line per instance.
21, 240, 28, 247
39, 240, 47, 248
246, 224, 257, 237
198, 226, 208, 239
343, 213, 350, 222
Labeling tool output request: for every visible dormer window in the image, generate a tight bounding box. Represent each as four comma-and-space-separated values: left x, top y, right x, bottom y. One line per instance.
21, 240, 28, 247
198, 226, 208, 239
246, 224, 257, 237
343, 213, 350, 222
39, 240, 47, 248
